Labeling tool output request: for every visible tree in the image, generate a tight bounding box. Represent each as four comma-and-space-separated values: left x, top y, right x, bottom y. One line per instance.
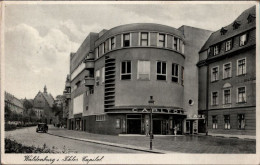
23, 99, 33, 115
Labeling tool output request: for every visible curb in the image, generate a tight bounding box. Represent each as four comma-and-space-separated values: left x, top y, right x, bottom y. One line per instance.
47, 133, 166, 154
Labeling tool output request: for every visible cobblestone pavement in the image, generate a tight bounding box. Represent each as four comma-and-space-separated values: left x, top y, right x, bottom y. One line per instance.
4, 126, 143, 153
48, 126, 256, 153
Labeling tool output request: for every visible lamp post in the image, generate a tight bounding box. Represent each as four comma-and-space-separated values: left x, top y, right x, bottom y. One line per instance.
148, 96, 155, 150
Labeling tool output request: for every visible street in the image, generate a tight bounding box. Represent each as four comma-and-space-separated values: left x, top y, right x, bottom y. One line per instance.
5, 126, 143, 153
5, 125, 256, 153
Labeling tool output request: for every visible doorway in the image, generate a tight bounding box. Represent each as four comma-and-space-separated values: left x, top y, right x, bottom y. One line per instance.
127, 119, 141, 134
153, 120, 162, 134
186, 121, 193, 134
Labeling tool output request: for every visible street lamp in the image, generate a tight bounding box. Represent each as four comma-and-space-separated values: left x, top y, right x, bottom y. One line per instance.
148, 96, 155, 150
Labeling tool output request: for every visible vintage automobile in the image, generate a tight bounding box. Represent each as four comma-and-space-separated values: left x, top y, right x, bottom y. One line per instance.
36, 123, 48, 133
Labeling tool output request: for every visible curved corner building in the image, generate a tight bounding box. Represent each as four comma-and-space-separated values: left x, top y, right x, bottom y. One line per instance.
64, 23, 212, 135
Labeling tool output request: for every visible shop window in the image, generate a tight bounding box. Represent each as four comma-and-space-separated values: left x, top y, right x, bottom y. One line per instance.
157, 61, 166, 80
121, 61, 131, 80
237, 87, 246, 103
116, 119, 121, 129
172, 63, 179, 83
224, 115, 230, 129
212, 116, 218, 129
140, 32, 148, 46
238, 114, 245, 129
123, 33, 130, 47
158, 33, 165, 47
223, 63, 232, 79
211, 66, 219, 82
96, 115, 106, 121
239, 33, 248, 46
137, 60, 150, 80
237, 58, 246, 75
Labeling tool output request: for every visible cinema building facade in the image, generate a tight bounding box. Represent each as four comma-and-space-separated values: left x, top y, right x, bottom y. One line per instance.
64, 23, 212, 135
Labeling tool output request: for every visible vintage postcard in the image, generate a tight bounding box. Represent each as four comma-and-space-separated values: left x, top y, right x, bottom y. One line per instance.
1, 1, 259, 164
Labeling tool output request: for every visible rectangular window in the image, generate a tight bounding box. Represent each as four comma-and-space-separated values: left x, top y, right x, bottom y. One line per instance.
95, 47, 99, 59
89, 86, 94, 94
239, 33, 248, 46
173, 37, 178, 50
95, 70, 100, 86
116, 119, 121, 128
212, 92, 218, 105
101, 67, 105, 84
103, 43, 106, 54
121, 61, 131, 80
157, 61, 167, 80
223, 63, 232, 79
224, 115, 230, 129
211, 66, 219, 82
172, 63, 179, 83
96, 115, 106, 121
181, 67, 184, 85
225, 40, 232, 51
158, 34, 165, 47
212, 116, 218, 129
238, 114, 245, 129
213, 45, 220, 55
123, 33, 130, 47
224, 89, 231, 104
237, 58, 246, 75
137, 61, 150, 80
141, 32, 148, 46
238, 87, 246, 103
111, 37, 115, 50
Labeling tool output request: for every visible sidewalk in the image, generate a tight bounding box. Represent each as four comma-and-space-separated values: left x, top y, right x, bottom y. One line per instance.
47, 127, 256, 153
207, 133, 256, 140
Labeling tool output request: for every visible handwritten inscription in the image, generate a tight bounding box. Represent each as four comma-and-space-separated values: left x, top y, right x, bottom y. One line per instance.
24, 155, 104, 164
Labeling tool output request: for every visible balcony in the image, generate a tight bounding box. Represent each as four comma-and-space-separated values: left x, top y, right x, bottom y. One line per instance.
85, 60, 94, 69
85, 76, 95, 86
86, 52, 94, 60
65, 81, 71, 88
63, 91, 71, 99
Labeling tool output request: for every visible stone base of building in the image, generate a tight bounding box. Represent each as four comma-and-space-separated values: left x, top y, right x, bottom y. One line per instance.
67, 113, 187, 135
204, 107, 256, 136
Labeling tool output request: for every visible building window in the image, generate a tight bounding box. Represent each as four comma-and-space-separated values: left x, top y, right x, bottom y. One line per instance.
223, 63, 232, 79
123, 33, 130, 47
212, 116, 218, 129
103, 43, 106, 54
101, 67, 105, 84
223, 89, 231, 104
157, 61, 166, 80
237, 58, 246, 75
213, 45, 220, 55
96, 115, 106, 121
207, 48, 211, 56
237, 87, 246, 103
76, 81, 81, 88
121, 61, 131, 80
224, 115, 230, 129
238, 114, 245, 129
239, 33, 248, 46
173, 37, 178, 50
211, 66, 219, 82
89, 86, 94, 94
95, 70, 100, 86
225, 40, 232, 51
95, 47, 99, 59
116, 119, 121, 128
111, 37, 115, 50
140, 32, 148, 46
181, 67, 184, 85
212, 92, 218, 106
158, 34, 165, 47
137, 61, 150, 80
172, 63, 179, 83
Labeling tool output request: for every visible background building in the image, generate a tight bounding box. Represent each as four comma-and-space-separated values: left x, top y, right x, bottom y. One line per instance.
197, 6, 256, 136
5, 92, 24, 116
66, 23, 211, 135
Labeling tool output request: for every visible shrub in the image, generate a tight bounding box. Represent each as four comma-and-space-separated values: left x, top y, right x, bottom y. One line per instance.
5, 124, 16, 131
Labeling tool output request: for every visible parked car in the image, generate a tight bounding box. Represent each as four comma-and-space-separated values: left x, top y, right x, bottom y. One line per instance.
36, 123, 48, 133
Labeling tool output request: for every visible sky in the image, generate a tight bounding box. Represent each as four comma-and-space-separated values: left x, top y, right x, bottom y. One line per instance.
3, 2, 256, 99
